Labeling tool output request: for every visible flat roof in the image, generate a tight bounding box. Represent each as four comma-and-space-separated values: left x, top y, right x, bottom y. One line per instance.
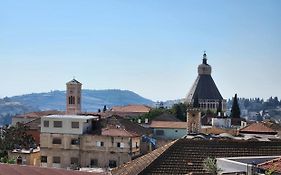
42, 115, 98, 120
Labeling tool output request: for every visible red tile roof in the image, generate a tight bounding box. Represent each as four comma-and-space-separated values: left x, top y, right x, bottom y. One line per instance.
0, 163, 103, 175
239, 122, 277, 135
111, 105, 151, 113
258, 157, 281, 173
14, 110, 63, 119
111, 140, 176, 175
150, 121, 187, 129
101, 127, 139, 137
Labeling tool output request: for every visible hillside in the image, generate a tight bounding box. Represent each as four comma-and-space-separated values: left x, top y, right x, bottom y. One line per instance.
0, 89, 154, 125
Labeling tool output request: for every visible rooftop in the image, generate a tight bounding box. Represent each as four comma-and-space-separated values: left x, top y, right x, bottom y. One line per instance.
239, 122, 277, 135
101, 127, 139, 137
14, 110, 63, 119
113, 138, 281, 175
258, 157, 281, 173
149, 121, 187, 129
43, 115, 99, 120
111, 105, 151, 113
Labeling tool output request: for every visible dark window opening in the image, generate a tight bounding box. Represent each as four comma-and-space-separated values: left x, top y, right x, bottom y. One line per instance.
71, 139, 80, 145
70, 157, 79, 165
71, 122, 79, 128
53, 121, 62, 128
90, 159, 98, 167
52, 138, 62, 144
109, 160, 117, 168
53, 156, 60, 164
41, 156, 47, 163
43, 120, 49, 127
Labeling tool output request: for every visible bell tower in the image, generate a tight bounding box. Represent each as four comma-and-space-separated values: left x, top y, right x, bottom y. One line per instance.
66, 78, 82, 115
187, 98, 201, 134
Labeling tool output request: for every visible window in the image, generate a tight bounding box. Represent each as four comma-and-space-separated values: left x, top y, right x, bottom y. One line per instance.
69, 96, 75, 104
71, 139, 79, 145
136, 142, 139, 148
90, 159, 98, 167
155, 130, 164, 136
96, 141, 104, 147
53, 121, 62, 128
109, 160, 117, 168
71, 122, 79, 129
70, 157, 79, 165
52, 138, 62, 144
41, 156, 47, 163
43, 120, 49, 127
117, 142, 124, 148
53, 156, 60, 164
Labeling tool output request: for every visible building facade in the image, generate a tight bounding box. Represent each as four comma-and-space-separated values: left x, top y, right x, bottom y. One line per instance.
40, 115, 141, 169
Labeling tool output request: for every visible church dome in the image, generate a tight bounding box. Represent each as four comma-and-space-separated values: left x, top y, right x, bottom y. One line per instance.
198, 52, 212, 75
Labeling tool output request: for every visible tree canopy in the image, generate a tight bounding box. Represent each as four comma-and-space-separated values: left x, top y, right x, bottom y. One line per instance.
230, 94, 241, 119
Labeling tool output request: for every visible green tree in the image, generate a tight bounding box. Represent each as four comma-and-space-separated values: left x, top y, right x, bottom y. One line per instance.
230, 94, 241, 119
0, 124, 35, 159
203, 157, 222, 175
171, 103, 187, 121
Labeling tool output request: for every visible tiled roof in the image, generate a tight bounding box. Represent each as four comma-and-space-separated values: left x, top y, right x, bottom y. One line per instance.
101, 127, 139, 137
111, 105, 151, 113
258, 157, 281, 173
117, 117, 152, 136
24, 118, 41, 130
111, 140, 176, 175
14, 110, 63, 119
239, 122, 277, 135
0, 163, 103, 175
116, 138, 281, 175
149, 121, 187, 129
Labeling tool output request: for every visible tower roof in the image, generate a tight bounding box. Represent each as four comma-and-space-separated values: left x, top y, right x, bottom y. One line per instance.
66, 78, 82, 85
186, 74, 223, 101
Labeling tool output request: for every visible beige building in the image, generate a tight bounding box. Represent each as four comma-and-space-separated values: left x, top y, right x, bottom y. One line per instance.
39, 79, 146, 169
8, 147, 40, 166
40, 115, 142, 169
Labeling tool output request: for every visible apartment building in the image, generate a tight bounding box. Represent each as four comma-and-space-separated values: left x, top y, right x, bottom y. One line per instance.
40, 115, 142, 169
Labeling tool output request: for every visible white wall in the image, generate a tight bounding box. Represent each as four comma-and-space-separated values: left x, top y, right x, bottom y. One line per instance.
41, 116, 94, 135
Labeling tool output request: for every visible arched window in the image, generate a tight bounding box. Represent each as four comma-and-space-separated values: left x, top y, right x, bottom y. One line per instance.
69, 96, 75, 104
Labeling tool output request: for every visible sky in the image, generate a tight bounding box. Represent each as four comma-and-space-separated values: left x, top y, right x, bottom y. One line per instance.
0, 0, 281, 101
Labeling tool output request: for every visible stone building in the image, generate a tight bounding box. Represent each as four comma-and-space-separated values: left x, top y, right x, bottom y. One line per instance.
185, 52, 226, 111
40, 115, 142, 169
39, 79, 149, 169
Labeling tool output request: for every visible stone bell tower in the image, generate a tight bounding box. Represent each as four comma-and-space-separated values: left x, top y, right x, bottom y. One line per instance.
66, 78, 82, 115
187, 97, 201, 134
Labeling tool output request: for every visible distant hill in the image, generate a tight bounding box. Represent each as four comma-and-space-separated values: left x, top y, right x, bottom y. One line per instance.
0, 89, 154, 125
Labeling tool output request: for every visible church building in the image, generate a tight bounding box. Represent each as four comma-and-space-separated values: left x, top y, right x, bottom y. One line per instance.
186, 52, 226, 112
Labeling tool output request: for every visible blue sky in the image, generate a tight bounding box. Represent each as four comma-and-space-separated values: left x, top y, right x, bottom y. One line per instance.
0, 0, 281, 101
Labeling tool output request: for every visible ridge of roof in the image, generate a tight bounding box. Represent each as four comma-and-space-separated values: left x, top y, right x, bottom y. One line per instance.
111, 140, 177, 175
240, 122, 277, 134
